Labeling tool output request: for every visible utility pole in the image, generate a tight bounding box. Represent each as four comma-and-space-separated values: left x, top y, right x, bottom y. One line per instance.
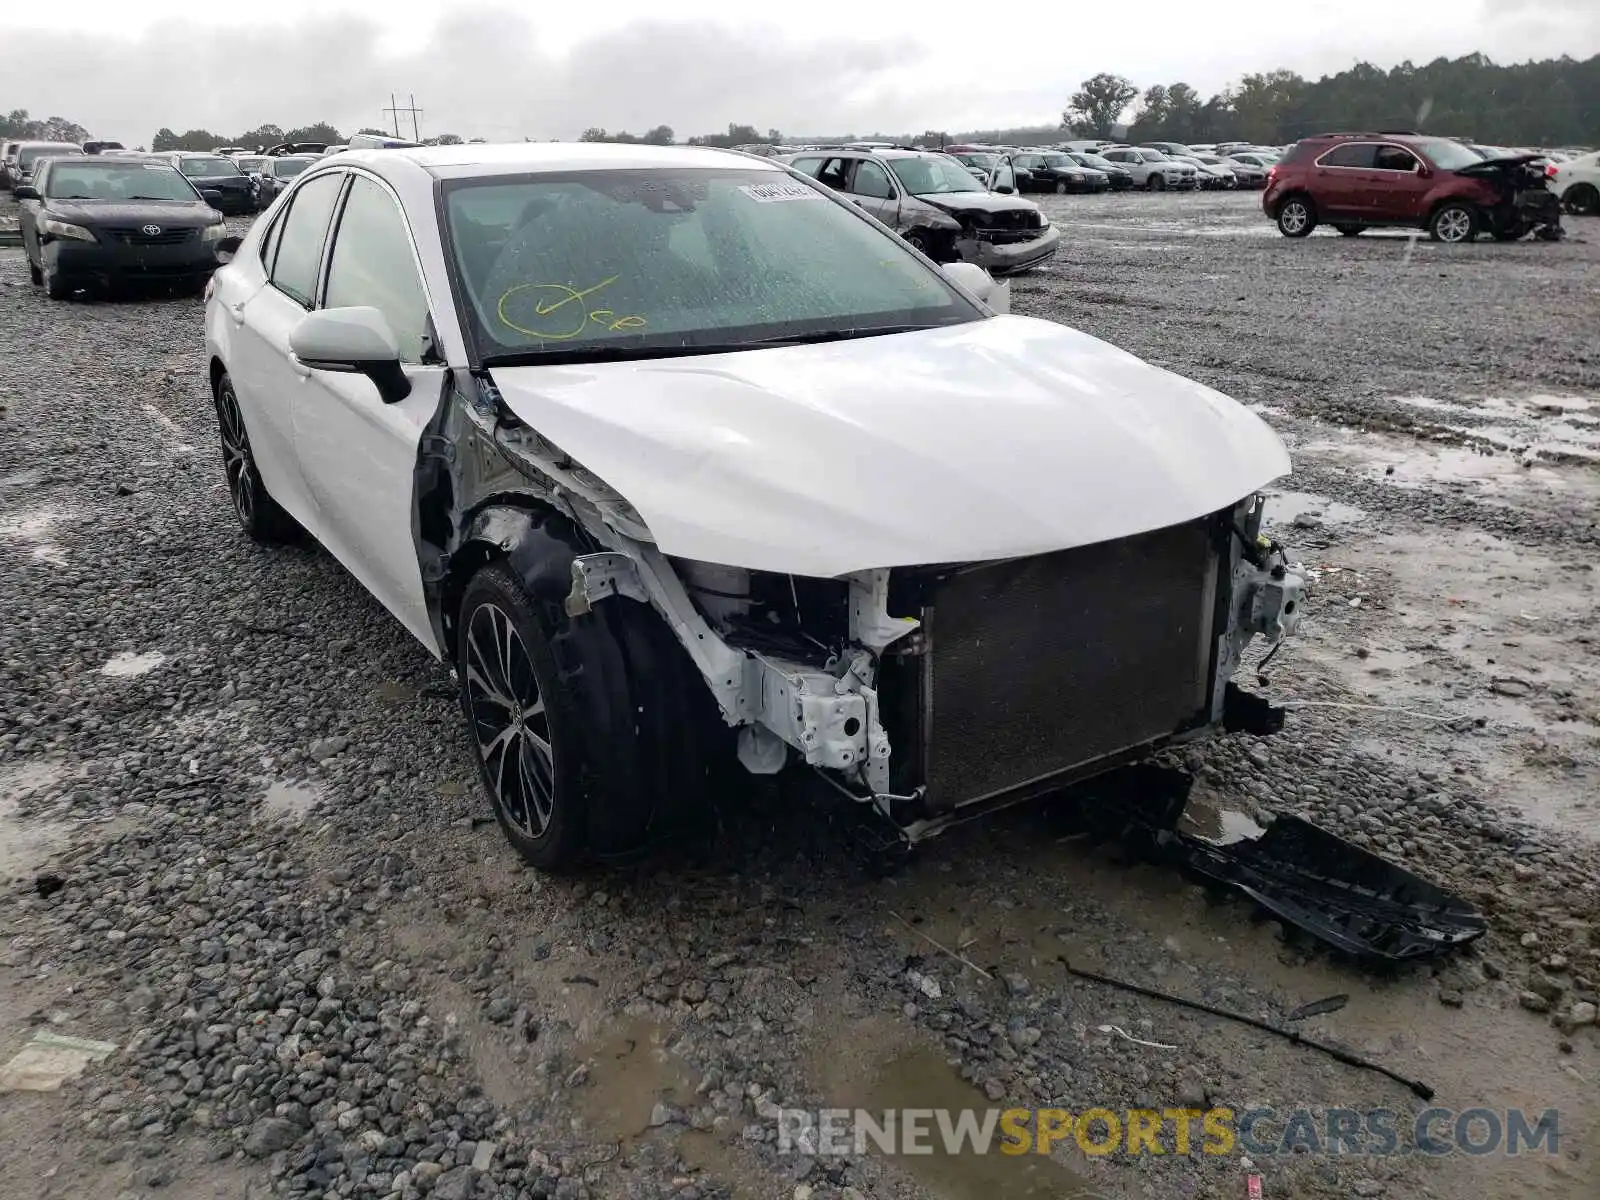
381, 94, 424, 140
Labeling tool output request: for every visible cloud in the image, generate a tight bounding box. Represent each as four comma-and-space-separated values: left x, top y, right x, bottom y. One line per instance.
4, 12, 960, 146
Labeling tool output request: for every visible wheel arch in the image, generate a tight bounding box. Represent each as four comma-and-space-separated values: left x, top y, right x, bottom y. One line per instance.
208, 355, 227, 397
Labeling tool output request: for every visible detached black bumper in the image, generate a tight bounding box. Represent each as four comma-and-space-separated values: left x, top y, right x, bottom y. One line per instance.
44, 236, 220, 288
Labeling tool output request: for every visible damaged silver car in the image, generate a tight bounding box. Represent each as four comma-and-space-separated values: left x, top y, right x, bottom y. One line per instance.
202, 142, 1304, 871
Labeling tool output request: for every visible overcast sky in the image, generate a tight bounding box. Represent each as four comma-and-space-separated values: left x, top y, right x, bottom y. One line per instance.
7, 2, 1596, 146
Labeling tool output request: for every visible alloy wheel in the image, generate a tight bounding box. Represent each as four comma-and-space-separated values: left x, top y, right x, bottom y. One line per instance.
464, 601, 556, 838
1280, 202, 1310, 234
1436, 207, 1472, 243
216, 381, 255, 526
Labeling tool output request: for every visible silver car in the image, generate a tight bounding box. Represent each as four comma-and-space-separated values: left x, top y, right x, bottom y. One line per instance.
1098, 147, 1198, 191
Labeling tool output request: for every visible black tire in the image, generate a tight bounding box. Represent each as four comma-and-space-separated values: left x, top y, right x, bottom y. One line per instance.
212, 372, 299, 543
1561, 183, 1598, 215
456, 546, 723, 873
1054, 180, 1068, 194
43, 266, 70, 300
1276, 195, 1317, 237
903, 230, 931, 255
1429, 202, 1477, 244
1147, 175, 1165, 191
1334, 224, 1364, 236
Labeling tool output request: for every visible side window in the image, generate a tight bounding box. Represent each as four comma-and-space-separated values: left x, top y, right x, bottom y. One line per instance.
322, 175, 432, 363
268, 173, 344, 307
1017, 155, 1042, 169
849, 160, 895, 200
1318, 143, 1376, 168
815, 157, 850, 190
1373, 146, 1419, 172
788, 157, 824, 179
259, 209, 286, 273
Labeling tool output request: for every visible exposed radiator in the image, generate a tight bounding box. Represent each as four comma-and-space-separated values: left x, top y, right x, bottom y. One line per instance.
915, 517, 1220, 811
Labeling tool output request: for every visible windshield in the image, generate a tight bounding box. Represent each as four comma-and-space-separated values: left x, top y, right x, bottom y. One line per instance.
1074, 153, 1116, 170
274, 158, 314, 178
179, 157, 240, 177
886, 156, 985, 194
953, 153, 997, 168
44, 162, 199, 201
444, 168, 978, 364
18, 144, 79, 169
236, 157, 269, 173
1041, 154, 1077, 169
1414, 140, 1488, 170
1138, 150, 1168, 162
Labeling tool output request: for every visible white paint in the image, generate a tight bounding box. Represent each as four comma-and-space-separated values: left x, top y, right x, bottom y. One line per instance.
0, 506, 70, 566
140, 402, 195, 452
100, 650, 167, 677
492, 315, 1291, 578
0, 760, 67, 884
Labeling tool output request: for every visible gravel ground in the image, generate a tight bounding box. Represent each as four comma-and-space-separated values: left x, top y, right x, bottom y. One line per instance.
1, 192, 1598, 1200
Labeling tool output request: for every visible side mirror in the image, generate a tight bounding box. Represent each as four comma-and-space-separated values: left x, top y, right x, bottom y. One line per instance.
941, 261, 1011, 313
12, 185, 39, 201
201, 188, 223, 204
994, 184, 1015, 195
290, 306, 412, 404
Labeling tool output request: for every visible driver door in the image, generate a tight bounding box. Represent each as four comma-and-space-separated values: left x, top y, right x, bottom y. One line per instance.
290, 171, 446, 649
985, 155, 1019, 194
844, 158, 900, 225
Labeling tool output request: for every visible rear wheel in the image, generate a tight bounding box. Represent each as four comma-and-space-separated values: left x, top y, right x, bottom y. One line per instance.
1054, 180, 1068, 194
1429, 202, 1477, 244
1147, 174, 1166, 191
1276, 196, 1317, 237
212, 372, 299, 542
1560, 183, 1598, 215
1334, 223, 1364, 236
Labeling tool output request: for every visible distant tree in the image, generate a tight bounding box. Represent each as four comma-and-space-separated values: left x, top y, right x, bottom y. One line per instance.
2, 109, 90, 142
282, 123, 343, 145
641, 125, 674, 145
918, 130, 949, 148
356, 127, 390, 137
430, 132, 464, 145
1063, 73, 1139, 137
236, 123, 285, 148
579, 127, 609, 142
151, 127, 180, 151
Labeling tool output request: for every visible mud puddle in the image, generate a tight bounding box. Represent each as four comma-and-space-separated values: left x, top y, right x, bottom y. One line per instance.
0, 761, 67, 886
1392, 392, 1600, 463
1261, 488, 1368, 528
574, 1015, 768, 1193
259, 780, 321, 823
812, 1018, 1099, 1200
1288, 526, 1600, 836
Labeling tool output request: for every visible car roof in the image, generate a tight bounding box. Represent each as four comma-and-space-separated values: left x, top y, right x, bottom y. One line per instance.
18, 141, 82, 149
333, 141, 792, 180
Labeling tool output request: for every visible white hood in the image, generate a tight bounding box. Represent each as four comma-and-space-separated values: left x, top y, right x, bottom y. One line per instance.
489, 314, 1289, 578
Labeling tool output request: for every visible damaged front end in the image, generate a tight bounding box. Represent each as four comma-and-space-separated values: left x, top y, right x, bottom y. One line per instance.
578, 493, 1305, 847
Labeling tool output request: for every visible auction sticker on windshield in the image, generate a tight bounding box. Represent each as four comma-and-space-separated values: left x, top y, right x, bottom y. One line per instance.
739, 182, 823, 203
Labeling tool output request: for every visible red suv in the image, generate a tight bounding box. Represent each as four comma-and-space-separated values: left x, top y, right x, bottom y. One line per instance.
1263, 133, 1544, 242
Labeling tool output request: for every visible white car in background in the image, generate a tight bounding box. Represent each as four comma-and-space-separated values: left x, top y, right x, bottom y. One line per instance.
201, 142, 1302, 872
1098, 147, 1199, 190
1549, 150, 1599, 214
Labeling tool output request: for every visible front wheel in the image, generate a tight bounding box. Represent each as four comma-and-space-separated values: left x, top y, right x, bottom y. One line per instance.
1054, 180, 1068, 194
212, 373, 300, 542
42, 265, 70, 300
1334, 224, 1364, 236
1429, 202, 1477, 243
1147, 175, 1166, 191
1276, 196, 1317, 237
903, 230, 931, 255
1560, 183, 1598, 215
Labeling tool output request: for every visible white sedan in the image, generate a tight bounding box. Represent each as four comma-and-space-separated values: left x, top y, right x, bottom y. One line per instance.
203, 143, 1304, 871
1549, 150, 1599, 214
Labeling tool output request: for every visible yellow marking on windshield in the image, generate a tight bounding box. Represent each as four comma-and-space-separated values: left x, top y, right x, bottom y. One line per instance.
497, 277, 648, 341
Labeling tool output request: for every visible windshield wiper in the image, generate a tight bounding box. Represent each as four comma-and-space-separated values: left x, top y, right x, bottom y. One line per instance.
481, 325, 942, 368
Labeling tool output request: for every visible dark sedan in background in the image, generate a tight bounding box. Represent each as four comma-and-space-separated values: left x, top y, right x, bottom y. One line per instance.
1013, 150, 1111, 193
1067, 151, 1135, 190
145, 152, 258, 214
15, 156, 233, 299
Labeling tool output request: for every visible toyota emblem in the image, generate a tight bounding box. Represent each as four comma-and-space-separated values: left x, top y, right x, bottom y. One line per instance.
140, 224, 161, 236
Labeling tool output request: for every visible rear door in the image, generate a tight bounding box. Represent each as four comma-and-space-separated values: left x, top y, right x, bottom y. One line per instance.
228, 169, 346, 526
291, 171, 446, 649
1310, 142, 1377, 217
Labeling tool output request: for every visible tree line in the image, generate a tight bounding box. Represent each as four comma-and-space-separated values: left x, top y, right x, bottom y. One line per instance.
8, 52, 1594, 159
1063, 52, 1598, 147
